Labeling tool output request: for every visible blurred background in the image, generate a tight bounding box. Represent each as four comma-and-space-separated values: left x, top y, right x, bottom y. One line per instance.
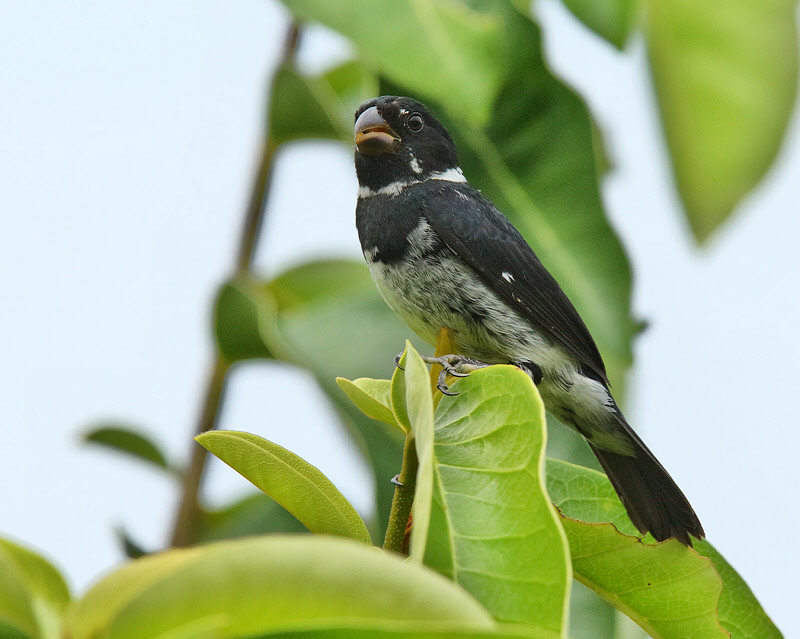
1, 1, 798, 637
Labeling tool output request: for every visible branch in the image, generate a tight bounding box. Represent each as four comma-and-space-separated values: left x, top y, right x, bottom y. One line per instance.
169, 20, 302, 548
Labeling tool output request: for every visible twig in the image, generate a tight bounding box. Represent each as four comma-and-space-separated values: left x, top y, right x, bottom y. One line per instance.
169, 20, 302, 548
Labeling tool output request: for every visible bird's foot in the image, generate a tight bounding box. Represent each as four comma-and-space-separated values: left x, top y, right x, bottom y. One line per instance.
420, 354, 490, 396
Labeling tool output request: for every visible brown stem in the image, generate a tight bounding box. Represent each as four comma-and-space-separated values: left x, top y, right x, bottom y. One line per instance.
169, 358, 229, 547
168, 21, 301, 548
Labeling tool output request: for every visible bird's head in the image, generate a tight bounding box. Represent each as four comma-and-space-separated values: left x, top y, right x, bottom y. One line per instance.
353, 96, 460, 191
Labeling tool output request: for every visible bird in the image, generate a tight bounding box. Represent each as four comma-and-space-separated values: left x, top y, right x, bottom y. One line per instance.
352, 95, 704, 546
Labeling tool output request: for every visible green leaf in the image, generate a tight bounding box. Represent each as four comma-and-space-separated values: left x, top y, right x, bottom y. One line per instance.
422, 366, 571, 633
82, 425, 172, 472
402, 343, 436, 562
336, 377, 403, 432
693, 540, 782, 639
250, 624, 560, 639
646, 0, 799, 242
270, 60, 377, 147
197, 492, 308, 542
441, 8, 636, 387
390, 349, 412, 432
561, 517, 726, 639
214, 279, 281, 363
548, 459, 781, 639
0, 538, 71, 639
218, 260, 415, 536
67, 536, 496, 639
196, 431, 371, 544
265, 259, 418, 380
277, 0, 505, 126
270, 66, 349, 145
559, 0, 639, 49
114, 526, 150, 560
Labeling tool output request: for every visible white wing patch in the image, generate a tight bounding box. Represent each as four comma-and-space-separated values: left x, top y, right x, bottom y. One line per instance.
501, 271, 514, 283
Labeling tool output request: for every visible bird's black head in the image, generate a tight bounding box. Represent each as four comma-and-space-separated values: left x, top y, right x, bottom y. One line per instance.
354, 96, 460, 191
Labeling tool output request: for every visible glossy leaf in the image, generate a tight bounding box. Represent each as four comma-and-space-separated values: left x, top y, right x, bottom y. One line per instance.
196, 430, 371, 544
277, 0, 504, 126
336, 376, 402, 431
646, 0, 799, 242
547, 459, 781, 639
68, 536, 495, 639
82, 424, 172, 472
422, 366, 571, 633
0, 538, 70, 639
559, 0, 639, 49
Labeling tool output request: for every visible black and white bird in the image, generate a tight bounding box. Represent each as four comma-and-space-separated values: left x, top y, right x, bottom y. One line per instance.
353, 95, 704, 546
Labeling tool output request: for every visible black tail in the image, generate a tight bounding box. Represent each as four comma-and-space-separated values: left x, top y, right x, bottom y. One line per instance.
589, 416, 704, 546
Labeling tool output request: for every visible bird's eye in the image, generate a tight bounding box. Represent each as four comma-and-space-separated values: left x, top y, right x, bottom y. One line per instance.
407, 113, 424, 132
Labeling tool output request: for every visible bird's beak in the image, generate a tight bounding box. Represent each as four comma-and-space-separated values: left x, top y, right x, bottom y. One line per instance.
355, 106, 400, 156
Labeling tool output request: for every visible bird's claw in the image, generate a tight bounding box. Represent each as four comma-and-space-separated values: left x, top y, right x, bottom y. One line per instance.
420, 354, 490, 395
393, 353, 405, 370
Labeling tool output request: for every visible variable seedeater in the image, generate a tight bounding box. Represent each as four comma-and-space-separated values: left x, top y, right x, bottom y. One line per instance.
353, 95, 703, 546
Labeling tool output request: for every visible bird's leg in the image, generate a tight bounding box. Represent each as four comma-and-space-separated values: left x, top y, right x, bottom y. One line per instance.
420, 354, 490, 395
516, 361, 544, 386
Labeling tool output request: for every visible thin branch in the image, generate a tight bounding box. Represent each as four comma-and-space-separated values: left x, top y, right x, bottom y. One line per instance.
169, 20, 302, 548
382, 433, 418, 554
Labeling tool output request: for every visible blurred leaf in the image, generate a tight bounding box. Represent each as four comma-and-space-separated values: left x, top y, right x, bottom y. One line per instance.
265, 259, 419, 380
270, 60, 377, 147
251, 625, 560, 639
322, 377, 404, 541
646, 0, 799, 242
568, 581, 617, 639
559, 0, 639, 48
196, 431, 371, 544
198, 492, 308, 542
82, 425, 172, 473
0, 620, 31, 639
323, 59, 380, 120
114, 526, 150, 560
336, 377, 403, 432
277, 0, 505, 126
440, 7, 636, 387
270, 66, 350, 146
68, 536, 495, 639
214, 279, 281, 363
422, 366, 570, 633
548, 459, 782, 639
0, 538, 70, 639
262, 259, 418, 536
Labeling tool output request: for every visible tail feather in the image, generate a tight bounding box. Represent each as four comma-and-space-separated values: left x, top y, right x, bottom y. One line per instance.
589, 416, 704, 546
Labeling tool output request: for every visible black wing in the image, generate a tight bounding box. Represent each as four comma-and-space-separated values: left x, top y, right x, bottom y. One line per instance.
423, 182, 609, 385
